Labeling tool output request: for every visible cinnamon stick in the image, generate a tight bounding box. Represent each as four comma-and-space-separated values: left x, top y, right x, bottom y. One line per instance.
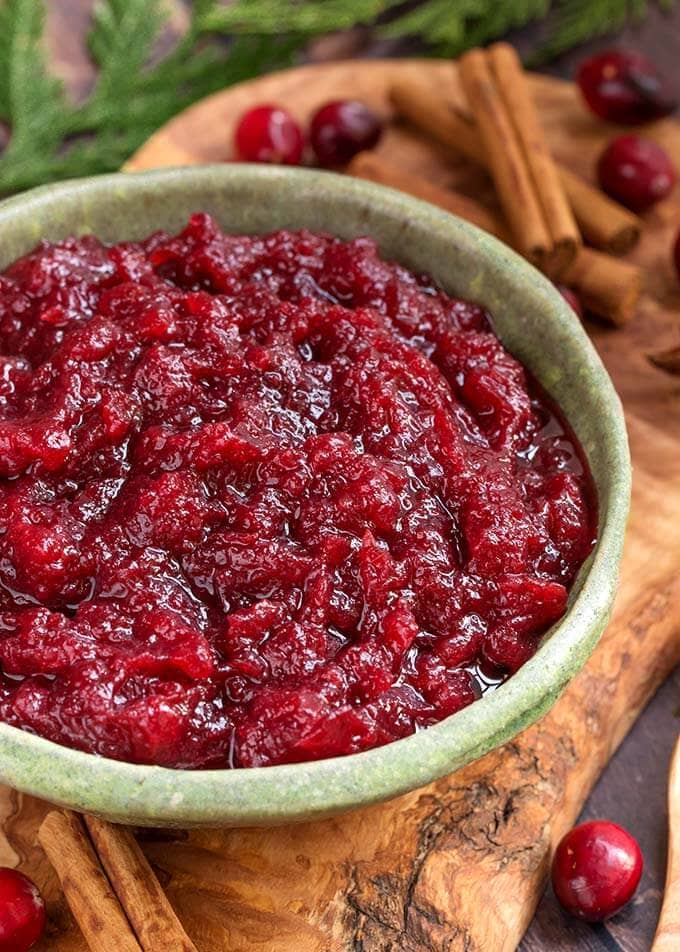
487, 42, 580, 274
389, 79, 642, 255
347, 152, 505, 237
457, 48, 551, 269
348, 151, 640, 325
38, 811, 142, 952
561, 247, 641, 326
84, 815, 198, 952
557, 166, 642, 254
390, 80, 487, 165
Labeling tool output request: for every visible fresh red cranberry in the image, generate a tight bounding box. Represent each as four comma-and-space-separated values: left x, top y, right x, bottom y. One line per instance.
0, 868, 46, 952
577, 50, 677, 125
674, 229, 680, 281
309, 100, 383, 167
234, 105, 304, 165
552, 820, 643, 922
556, 285, 584, 319
597, 135, 676, 211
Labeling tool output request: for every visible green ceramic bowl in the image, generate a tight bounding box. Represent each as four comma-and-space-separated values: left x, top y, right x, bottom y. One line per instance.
0, 166, 630, 827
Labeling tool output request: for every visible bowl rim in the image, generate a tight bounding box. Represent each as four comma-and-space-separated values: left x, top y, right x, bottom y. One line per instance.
0, 165, 631, 826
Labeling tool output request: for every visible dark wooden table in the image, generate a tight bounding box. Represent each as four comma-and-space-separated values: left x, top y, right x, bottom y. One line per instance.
27, 3, 680, 949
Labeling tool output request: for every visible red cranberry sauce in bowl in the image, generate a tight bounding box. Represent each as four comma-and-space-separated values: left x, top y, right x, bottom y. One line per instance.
0, 214, 596, 770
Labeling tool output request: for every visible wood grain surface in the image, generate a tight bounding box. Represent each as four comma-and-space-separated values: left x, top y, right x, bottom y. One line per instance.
651, 737, 680, 951
3, 58, 680, 952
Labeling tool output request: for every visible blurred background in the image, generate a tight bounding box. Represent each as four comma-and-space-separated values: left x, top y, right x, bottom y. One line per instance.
1, 0, 679, 194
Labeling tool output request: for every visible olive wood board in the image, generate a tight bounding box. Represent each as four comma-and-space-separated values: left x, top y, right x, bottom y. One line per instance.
2, 60, 679, 952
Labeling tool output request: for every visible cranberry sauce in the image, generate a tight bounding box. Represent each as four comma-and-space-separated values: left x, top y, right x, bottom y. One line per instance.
0, 216, 596, 768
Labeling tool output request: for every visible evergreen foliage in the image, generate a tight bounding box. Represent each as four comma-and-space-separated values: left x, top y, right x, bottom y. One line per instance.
0, 0, 674, 195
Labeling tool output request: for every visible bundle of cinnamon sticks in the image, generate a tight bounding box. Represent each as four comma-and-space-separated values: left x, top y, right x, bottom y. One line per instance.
348, 43, 644, 327
38, 810, 196, 952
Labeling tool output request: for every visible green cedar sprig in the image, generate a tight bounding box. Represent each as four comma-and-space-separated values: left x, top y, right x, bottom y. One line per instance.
0, 0, 304, 195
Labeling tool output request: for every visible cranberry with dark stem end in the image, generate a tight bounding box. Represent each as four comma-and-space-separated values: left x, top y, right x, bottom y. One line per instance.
234, 105, 304, 165
552, 820, 643, 922
597, 135, 676, 212
0, 868, 46, 952
309, 100, 383, 167
577, 50, 677, 125
556, 285, 584, 319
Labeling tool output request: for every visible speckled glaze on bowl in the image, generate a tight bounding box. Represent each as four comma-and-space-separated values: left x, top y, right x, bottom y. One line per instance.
0, 166, 630, 827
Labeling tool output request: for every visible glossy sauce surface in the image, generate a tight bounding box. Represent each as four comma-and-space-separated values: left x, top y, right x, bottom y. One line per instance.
0, 216, 595, 768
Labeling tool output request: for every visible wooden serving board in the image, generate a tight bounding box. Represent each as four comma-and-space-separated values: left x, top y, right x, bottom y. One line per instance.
3, 60, 680, 952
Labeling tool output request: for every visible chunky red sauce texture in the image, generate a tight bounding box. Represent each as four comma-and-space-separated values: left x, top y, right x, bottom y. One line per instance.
0, 215, 595, 769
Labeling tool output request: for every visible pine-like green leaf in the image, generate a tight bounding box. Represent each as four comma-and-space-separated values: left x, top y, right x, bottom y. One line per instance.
0, 0, 69, 157
382, 0, 550, 54
0, 0, 308, 195
87, 0, 168, 96
538, 0, 676, 60
198, 0, 399, 35
0, 0, 676, 197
